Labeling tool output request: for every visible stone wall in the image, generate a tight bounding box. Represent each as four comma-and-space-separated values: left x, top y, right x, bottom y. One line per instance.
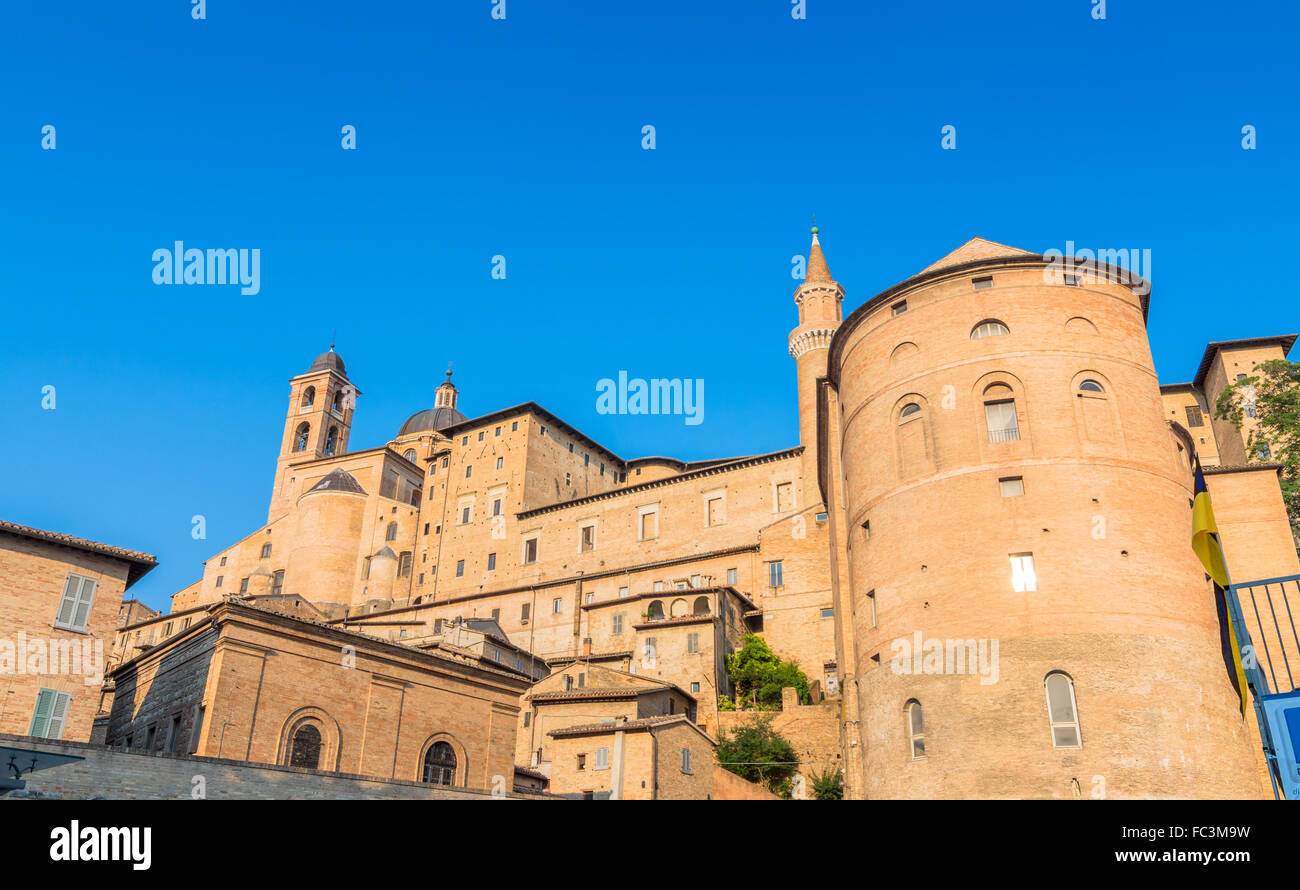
716, 690, 843, 796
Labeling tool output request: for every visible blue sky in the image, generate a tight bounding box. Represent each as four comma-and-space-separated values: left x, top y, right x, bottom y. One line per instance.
1, 1, 1296, 609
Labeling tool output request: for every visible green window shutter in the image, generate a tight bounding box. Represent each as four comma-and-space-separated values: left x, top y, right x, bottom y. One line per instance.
46, 692, 71, 740
29, 689, 54, 737
54, 575, 80, 627
71, 577, 98, 630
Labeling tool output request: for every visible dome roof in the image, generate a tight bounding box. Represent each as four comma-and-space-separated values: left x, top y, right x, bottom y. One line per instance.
398, 405, 466, 437
308, 347, 346, 376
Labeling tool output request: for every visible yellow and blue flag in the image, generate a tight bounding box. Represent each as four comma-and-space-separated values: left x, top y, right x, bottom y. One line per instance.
1192, 462, 1250, 716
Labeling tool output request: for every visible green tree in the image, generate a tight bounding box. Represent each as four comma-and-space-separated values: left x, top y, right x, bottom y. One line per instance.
807, 766, 844, 800
1214, 359, 1300, 534
725, 635, 810, 709
715, 721, 799, 797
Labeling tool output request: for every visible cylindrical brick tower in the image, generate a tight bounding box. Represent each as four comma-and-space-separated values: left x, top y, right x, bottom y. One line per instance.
285, 469, 368, 612
826, 238, 1263, 799
789, 228, 843, 508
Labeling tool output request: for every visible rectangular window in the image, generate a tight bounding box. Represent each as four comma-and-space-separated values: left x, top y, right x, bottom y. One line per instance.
690, 574, 701, 588
146, 725, 157, 750
613, 614, 624, 633
552, 598, 562, 614
576, 753, 586, 771
653, 581, 664, 592
768, 560, 784, 588
681, 748, 692, 773
644, 637, 657, 660
239, 577, 249, 593
1185, 405, 1204, 428
776, 481, 794, 513
398, 552, 412, 577
487, 552, 497, 571
456, 560, 465, 578
28, 689, 72, 740
461, 506, 471, 524
1010, 553, 1037, 592
820, 608, 834, 619
260, 543, 272, 558
512, 421, 518, 431
985, 400, 1020, 443
686, 633, 699, 654
493, 498, 503, 516
465, 465, 473, 478
491, 608, 500, 621
523, 537, 538, 564
972, 275, 993, 289
891, 300, 907, 315
618, 586, 629, 598
496, 457, 503, 470
270, 570, 284, 596
495, 426, 502, 437
595, 747, 609, 770
999, 476, 1025, 498
580, 524, 595, 552
707, 496, 723, 526
727, 568, 738, 586
690, 682, 700, 693
523, 712, 531, 727
54, 573, 98, 632
638, 506, 659, 541
585, 592, 594, 604
1063, 274, 1080, 286
168, 715, 182, 753
867, 589, 877, 627
521, 602, 530, 622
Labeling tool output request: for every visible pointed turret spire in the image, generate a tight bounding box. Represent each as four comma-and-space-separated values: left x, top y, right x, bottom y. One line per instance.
806, 226, 833, 283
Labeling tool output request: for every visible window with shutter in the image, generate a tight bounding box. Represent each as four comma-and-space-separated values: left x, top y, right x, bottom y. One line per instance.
29, 689, 71, 739
55, 574, 97, 632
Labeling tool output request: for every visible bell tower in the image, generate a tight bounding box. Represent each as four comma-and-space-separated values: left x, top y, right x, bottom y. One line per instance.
788, 226, 844, 507
268, 345, 360, 521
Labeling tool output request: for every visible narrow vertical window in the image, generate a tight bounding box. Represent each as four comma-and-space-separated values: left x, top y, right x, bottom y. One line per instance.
985, 399, 1020, 443
906, 700, 925, 760
1010, 553, 1037, 592
1044, 672, 1082, 748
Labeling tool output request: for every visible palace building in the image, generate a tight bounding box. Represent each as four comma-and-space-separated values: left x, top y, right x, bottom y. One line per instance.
96, 231, 1297, 799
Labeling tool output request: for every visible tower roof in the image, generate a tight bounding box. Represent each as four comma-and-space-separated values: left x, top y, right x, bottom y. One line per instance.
305, 468, 367, 495
805, 227, 834, 283
308, 345, 347, 376
918, 237, 1038, 276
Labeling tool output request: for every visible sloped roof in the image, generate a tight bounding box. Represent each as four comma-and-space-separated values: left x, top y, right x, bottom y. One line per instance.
305, 468, 367, 495
0, 519, 157, 589
917, 237, 1039, 276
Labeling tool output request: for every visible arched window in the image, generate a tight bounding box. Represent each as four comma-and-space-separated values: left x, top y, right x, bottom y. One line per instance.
301, 386, 315, 408
324, 426, 339, 456
983, 384, 1020, 443
404, 449, 417, 462
905, 700, 925, 759
422, 741, 457, 785
288, 724, 322, 769
332, 391, 345, 413
693, 596, 711, 616
293, 422, 310, 452
1044, 672, 1082, 748
899, 403, 922, 422
1078, 379, 1104, 393
385, 522, 398, 542
970, 320, 1009, 339
670, 598, 689, 618
647, 600, 665, 620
